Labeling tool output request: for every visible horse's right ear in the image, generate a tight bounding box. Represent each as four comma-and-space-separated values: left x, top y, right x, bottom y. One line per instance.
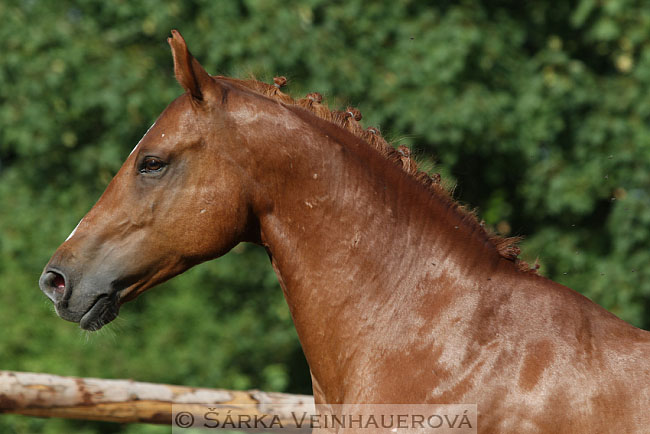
167, 30, 213, 101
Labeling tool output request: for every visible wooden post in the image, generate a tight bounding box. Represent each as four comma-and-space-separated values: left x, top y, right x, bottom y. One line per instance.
0, 370, 314, 428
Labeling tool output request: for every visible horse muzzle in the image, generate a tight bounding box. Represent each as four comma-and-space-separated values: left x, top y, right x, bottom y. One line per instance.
39, 265, 120, 331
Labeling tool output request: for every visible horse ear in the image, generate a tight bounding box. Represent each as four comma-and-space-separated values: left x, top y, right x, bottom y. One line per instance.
167, 30, 212, 101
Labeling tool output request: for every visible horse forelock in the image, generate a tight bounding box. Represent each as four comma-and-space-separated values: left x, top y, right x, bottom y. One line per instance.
215, 75, 534, 273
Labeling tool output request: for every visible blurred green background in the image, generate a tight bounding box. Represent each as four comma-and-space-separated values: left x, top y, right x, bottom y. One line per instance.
1, 0, 649, 432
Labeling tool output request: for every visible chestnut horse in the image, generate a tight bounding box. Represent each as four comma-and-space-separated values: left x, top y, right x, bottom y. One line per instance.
39, 31, 649, 433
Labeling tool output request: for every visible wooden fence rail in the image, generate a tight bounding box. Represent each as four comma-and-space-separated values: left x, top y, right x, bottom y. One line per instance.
0, 370, 314, 427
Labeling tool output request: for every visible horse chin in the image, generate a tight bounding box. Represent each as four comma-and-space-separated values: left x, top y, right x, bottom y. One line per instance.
78, 294, 120, 331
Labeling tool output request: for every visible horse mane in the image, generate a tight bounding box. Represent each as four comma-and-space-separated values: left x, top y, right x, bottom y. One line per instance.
218, 75, 536, 273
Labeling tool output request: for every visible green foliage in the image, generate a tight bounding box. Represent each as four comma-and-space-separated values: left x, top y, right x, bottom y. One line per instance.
1, 1, 649, 432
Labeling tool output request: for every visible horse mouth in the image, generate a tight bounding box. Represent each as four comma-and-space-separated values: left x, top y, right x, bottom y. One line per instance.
79, 294, 120, 331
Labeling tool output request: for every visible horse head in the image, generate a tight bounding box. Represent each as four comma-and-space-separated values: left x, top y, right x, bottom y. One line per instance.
39, 31, 255, 330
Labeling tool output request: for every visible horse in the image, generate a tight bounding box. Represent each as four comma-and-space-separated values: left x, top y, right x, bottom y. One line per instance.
39, 30, 650, 433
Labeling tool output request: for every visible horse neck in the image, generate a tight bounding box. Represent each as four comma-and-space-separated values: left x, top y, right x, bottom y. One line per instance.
235, 103, 511, 401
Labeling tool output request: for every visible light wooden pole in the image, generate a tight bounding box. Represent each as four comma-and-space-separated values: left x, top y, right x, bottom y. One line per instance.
0, 370, 314, 428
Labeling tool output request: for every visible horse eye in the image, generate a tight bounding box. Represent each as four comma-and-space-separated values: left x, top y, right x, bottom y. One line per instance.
141, 157, 165, 173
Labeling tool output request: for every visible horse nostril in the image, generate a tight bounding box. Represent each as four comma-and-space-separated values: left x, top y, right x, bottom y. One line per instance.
52, 273, 65, 294
40, 270, 67, 302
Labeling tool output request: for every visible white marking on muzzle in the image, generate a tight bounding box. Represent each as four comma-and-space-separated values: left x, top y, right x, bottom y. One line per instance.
65, 218, 83, 242
67, 121, 156, 243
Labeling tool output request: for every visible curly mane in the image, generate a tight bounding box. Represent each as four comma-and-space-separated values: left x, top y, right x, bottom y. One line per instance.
218, 75, 535, 273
